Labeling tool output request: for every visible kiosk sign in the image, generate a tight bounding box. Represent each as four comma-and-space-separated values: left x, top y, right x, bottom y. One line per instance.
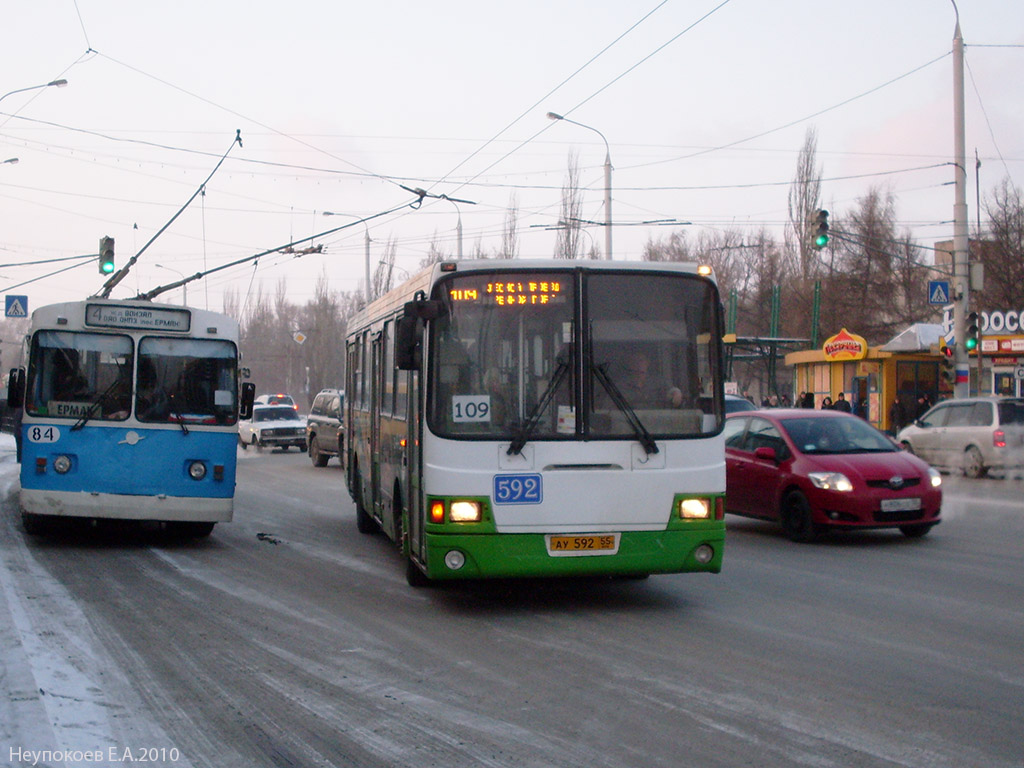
823, 328, 868, 361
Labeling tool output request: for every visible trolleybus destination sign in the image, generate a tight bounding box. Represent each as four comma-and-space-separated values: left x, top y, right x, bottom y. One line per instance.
85, 303, 191, 332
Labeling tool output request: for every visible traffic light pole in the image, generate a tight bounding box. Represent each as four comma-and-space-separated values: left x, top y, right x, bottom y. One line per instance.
952, 13, 971, 398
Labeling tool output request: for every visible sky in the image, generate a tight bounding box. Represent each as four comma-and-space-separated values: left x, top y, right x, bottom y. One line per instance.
1, 0, 1023, 323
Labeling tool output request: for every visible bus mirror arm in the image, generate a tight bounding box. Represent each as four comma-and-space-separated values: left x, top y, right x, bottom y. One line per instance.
6, 368, 25, 409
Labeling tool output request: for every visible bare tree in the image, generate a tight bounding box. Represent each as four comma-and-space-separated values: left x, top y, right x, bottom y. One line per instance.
555, 151, 584, 259
981, 178, 1024, 308
500, 192, 520, 259
371, 237, 397, 300
786, 127, 824, 281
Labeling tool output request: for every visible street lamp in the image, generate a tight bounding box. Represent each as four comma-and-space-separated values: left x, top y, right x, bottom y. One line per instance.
0, 78, 68, 106
154, 264, 187, 306
546, 111, 612, 260
323, 212, 373, 302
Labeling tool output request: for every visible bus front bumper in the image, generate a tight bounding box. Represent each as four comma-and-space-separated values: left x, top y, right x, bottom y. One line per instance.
20, 489, 233, 522
420, 525, 725, 580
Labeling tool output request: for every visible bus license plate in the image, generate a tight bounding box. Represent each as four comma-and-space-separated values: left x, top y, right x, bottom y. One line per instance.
546, 533, 620, 557
880, 497, 921, 512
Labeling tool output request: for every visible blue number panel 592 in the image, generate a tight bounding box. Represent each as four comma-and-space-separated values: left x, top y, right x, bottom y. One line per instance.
493, 473, 543, 505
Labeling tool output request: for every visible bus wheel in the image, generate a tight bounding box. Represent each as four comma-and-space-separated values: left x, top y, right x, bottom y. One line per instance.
354, 473, 377, 534
781, 491, 817, 543
21, 512, 49, 536
406, 557, 431, 588
168, 521, 216, 538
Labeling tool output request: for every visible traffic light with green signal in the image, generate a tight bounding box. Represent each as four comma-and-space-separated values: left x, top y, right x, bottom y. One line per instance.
98, 236, 115, 275
812, 210, 829, 250
965, 311, 980, 353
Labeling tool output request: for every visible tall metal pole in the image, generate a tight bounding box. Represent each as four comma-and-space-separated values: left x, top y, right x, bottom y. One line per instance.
952, 8, 970, 398
546, 112, 612, 259
602, 150, 612, 262
364, 227, 372, 302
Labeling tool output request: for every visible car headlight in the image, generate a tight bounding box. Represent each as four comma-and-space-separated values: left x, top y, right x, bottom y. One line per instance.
808, 472, 853, 492
928, 467, 942, 488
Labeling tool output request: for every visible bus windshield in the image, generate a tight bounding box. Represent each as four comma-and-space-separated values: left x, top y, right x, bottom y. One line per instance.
26, 330, 134, 421
137, 337, 239, 425
426, 269, 722, 441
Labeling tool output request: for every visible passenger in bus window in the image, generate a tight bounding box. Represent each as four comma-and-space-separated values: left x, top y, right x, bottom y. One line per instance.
619, 351, 683, 409
136, 359, 171, 421
484, 367, 509, 427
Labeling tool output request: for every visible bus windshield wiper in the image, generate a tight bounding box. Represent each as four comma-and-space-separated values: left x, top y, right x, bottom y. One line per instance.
168, 394, 189, 435
71, 377, 122, 432
507, 351, 571, 456
591, 363, 659, 455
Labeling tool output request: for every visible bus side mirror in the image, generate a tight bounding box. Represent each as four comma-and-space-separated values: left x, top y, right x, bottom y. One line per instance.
396, 316, 421, 370
239, 381, 256, 419
396, 296, 446, 371
6, 368, 25, 409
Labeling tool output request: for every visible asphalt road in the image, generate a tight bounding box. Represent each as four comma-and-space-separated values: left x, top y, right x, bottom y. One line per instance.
1, 443, 1022, 768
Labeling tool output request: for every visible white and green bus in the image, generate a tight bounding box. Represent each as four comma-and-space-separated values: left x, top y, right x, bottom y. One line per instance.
344, 259, 727, 586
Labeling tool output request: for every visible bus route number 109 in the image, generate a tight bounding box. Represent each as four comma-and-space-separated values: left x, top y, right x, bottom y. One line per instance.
493, 473, 543, 505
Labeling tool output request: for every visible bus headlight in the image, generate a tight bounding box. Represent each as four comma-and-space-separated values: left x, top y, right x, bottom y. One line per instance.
188, 461, 208, 481
444, 550, 466, 570
53, 455, 72, 474
679, 498, 710, 519
449, 501, 482, 523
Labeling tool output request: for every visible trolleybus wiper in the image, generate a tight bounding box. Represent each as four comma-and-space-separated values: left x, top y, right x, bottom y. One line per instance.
168, 394, 189, 434
70, 377, 123, 432
591, 363, 659, 456
507, 352, 571, 456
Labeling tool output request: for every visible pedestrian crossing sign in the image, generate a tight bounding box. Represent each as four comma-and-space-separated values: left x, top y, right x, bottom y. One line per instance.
4, 294, 28, 318
928, 281, 950, 306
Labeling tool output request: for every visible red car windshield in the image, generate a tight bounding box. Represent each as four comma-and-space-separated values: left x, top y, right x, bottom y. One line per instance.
780, 417, 898, 455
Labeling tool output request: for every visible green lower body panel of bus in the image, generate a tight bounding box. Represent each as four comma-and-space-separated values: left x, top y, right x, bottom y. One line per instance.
420, 524, 725, 580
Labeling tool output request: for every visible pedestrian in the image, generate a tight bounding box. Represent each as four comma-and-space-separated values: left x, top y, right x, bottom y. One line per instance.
833, 392, 852, 413
821, 396, 833, 409
889, 397, 907, 433
801, 391, 815, 408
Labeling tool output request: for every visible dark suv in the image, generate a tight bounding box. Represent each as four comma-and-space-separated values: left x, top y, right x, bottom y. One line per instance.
306, 389, 344, 467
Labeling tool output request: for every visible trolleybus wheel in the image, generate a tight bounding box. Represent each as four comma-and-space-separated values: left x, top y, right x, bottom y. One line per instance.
21, 512, 49, 536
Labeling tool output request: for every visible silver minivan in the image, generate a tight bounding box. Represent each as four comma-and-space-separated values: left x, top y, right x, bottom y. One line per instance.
896, 397, 1024, 477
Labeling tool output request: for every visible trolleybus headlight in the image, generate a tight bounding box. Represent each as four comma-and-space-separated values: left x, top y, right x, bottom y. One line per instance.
53, 455, 72, 474
188, 461, 208, 481
679, 498, 710, 519
449, 501, 482, 523
444, 550, 466, 571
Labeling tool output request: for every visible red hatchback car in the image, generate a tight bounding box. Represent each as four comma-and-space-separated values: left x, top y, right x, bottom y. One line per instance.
724, 409, 942, 542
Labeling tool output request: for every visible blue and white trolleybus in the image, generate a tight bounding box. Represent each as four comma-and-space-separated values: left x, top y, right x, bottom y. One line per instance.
9, 299, 253, 536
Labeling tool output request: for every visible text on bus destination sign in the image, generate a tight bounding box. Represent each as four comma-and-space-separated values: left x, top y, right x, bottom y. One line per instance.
85, 303, 191, 332
450, 279, 564, 307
